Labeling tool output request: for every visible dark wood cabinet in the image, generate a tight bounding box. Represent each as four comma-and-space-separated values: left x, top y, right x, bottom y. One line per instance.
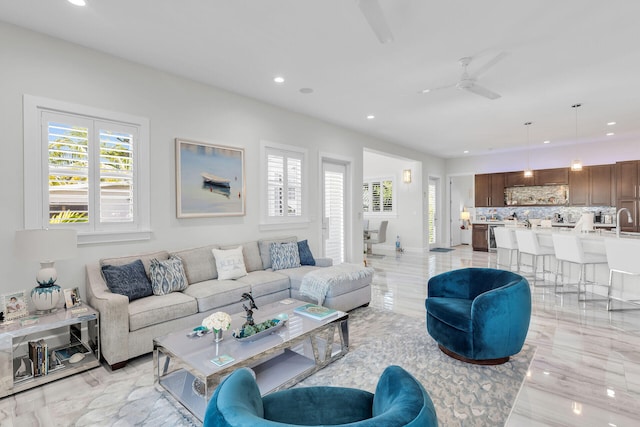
534, 168, 569, 185
590, 164, 614, 206
474, 173, 505, 207
505, 171, 531, 187
472, 224, 489, 252
616, 161, 640, 232
569, 169, 588, 206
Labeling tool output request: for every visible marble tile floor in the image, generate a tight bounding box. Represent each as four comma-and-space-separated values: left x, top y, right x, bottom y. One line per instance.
367, 245, 640, 426
2, 244, 639, 426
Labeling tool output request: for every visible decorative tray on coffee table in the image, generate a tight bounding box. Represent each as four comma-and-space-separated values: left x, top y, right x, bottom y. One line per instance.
232, 314, 288, 342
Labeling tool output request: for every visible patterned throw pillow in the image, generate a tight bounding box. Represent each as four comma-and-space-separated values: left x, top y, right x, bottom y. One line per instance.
101, 259, 153, 301
297, 240, 316, 266
212, 246, 248, 280
149, 255, 188, 296
270, 242, 301, 271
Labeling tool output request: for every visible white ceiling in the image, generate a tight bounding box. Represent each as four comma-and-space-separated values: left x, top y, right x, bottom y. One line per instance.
2, 0, 640, 159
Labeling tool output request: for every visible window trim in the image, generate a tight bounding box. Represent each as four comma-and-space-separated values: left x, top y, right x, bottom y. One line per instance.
259, 140, 309, 230
363, 175, 397, 218
23, 95, 151, 245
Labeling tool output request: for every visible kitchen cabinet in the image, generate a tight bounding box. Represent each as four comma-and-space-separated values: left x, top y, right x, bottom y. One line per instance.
569, 169, 588, 206
505, 171, 531, 187
474, 173, 505, 207
616, 161, 640, 232
472, 223, 489, 252
590, 164, 614, 206
534, 168, 569, 186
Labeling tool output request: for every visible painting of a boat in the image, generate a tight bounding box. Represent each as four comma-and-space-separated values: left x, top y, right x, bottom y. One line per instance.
201, 173, 231, 188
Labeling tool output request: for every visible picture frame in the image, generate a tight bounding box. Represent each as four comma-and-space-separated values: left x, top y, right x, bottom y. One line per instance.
176, 138, 245, 218
64, 287, 81, 309
2, 290, 29, 321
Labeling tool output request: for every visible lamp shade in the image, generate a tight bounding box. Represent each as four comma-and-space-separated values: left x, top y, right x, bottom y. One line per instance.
15, 229, 77, 263
460, 212, 471, 221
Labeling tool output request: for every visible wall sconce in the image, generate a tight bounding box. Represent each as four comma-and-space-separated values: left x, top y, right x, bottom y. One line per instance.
402, 169, 412, 183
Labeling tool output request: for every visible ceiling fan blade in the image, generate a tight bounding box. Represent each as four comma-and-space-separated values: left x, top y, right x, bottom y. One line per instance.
358, 0, 394, 44
468, 51, 508, 79
419, 82, 457, 94
463, 83, 501, 100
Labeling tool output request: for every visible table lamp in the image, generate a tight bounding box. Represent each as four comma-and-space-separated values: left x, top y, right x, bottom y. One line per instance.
15, 229, 77, 313
460, 211, 471, 229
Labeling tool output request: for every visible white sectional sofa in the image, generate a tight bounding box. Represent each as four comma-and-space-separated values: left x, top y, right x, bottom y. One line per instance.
86, 236, 372, 369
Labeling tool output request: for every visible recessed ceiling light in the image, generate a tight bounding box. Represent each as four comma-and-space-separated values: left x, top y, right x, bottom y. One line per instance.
421, 89, 431, 94
273, 76, 285, 84
299, 88, 313, 94
607, 121, 616, 126
543, 140, 551, 144
463, 150, 469, 154
606, 132, 615, 136
366, 115, 375, 120
68, 0, 86, 6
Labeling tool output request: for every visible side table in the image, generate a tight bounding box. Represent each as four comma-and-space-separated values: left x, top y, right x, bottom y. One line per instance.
0, 304, 100, 397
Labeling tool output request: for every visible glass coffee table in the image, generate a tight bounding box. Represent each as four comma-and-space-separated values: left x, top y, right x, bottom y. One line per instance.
153, 299, 349, 421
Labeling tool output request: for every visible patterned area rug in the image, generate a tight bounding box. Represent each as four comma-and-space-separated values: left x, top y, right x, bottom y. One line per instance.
59, 307, 533, 426
299, 307, 535, 427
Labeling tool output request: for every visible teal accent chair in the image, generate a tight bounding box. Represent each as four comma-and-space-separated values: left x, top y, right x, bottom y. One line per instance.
203, 365, 438, 426
426, 268, 531, 365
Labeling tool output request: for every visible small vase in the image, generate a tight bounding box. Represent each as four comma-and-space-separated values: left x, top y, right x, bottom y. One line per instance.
213, 329, 223, 343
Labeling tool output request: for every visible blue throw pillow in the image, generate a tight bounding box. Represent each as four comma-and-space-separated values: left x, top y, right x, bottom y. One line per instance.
101, 259, 153, 301
270, 242, 301, 271
297, 240, 316, 266
149, 256, 188, 295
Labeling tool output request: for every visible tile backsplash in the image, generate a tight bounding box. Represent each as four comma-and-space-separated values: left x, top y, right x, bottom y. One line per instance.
475, 206, 617, 223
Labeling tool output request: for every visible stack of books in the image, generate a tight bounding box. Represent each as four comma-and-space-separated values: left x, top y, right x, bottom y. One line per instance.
28, 339, 48, 377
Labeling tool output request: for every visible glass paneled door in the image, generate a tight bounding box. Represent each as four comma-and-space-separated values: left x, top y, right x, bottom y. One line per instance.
322, 161, 347, 264
428, 177, 439, 249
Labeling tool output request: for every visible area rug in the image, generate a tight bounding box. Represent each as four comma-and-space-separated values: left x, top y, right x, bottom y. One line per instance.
299, 307, 535, 427
45, 307, 533, 426
430, 247, 455, 252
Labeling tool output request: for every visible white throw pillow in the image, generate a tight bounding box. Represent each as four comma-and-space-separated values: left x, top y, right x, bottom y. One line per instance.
212, 246, 247, 280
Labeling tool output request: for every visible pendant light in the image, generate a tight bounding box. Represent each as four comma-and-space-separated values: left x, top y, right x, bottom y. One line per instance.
524, 122, 533, 178
570, 103, 583, 171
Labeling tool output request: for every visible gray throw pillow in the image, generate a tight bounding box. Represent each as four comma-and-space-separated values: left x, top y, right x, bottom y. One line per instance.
149, 255, 189, 296
101, 259, 153, 301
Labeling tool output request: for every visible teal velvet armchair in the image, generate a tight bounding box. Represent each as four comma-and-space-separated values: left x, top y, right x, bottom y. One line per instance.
425, 267, 531, 365
203, 365, 438, 426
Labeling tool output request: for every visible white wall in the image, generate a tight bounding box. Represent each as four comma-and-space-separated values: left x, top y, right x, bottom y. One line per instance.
0, 22, 445, 299
363, 151, 423, 253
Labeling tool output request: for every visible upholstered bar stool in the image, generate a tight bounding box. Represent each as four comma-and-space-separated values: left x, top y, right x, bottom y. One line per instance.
494, 227, 519, 271
552, 233, 608, 300
604, 238, 640, 311
515, 229, 554, 286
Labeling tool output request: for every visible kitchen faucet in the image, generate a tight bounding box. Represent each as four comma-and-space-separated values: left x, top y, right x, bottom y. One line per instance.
616, 207, 633, 237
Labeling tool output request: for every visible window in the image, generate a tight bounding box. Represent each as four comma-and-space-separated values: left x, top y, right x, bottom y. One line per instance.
24, 95, 150, 244
363, 177, 395, 215
260, 141, 308, 227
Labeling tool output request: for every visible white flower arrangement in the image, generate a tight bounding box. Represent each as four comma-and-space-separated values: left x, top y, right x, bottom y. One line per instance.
202, 311, 232, 332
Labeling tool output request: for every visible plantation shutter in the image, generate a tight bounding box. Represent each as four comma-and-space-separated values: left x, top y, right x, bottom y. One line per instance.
266, 149, 303, 218
324, 167, 345, 263
99, 128, 134, 223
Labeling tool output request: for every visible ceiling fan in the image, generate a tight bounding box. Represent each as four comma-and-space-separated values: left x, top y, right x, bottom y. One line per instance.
421, 52, 508, 100
358, 0, 394, 44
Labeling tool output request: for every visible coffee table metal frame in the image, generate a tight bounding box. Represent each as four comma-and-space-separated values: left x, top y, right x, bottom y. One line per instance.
153, 299, 349, 421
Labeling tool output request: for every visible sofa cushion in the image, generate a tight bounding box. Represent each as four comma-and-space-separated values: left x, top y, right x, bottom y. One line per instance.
221, 241, 263, 273
101, 260, 153, 302
100, 251, 170, 277
171, 245, 219, 284
183, 279, 251, 313
128, 292, 198, 331
258, 236, 297, 270
212, 246, 248, 280
270, 242, 301, 271
297, 240, 316, 266
236, 270, 290, 298
425, 297, 472, 332
149, 255, 188, 296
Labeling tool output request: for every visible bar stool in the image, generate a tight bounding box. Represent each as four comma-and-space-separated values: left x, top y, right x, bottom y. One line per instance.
604, 238, 640, 311
515, 229, 555, 286
552, 233, 608, 300
494, 227, 518, 271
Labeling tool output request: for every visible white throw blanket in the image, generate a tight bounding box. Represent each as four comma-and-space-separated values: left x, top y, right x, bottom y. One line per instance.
300, 263, 375, 305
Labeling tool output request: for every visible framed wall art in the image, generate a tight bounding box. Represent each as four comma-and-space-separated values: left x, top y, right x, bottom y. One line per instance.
176, 138, 245, 218
2, 290, 29, 321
